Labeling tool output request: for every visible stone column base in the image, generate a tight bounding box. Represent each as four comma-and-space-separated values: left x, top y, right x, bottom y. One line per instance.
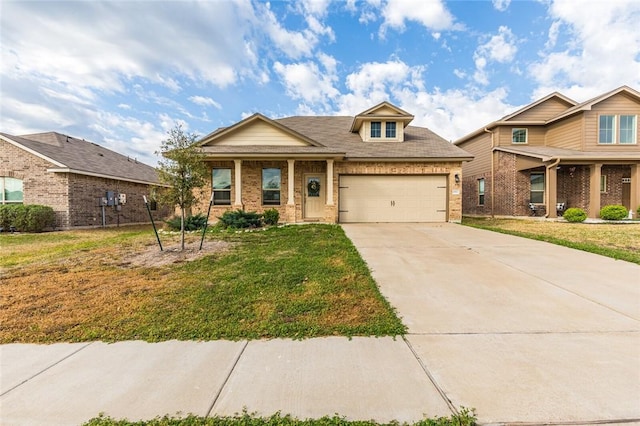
284, 204, 297, 223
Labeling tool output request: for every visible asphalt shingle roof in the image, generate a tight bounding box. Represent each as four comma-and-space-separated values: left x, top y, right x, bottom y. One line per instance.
1, 132, 161, 184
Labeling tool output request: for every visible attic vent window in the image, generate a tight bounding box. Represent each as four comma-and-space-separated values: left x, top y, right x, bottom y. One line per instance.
371, 122, 381, 138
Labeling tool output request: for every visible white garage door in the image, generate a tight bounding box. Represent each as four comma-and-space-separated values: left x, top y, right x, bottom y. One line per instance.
339, 175, 448, 223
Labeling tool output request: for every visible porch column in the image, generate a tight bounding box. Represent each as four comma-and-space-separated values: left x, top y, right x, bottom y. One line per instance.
589, 163, 602, 218
546, 164, 558, 218
234, 159, 242, 207
287, 159, 295, 205
631, 164, 640, 215
326, 159, 334, 205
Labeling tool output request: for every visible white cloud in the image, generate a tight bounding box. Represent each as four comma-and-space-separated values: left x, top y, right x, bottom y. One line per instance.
530, 0, 640, 98
473, 26, 518, 85
273, 55, 340, 105
188, 96, 222, 109
492, 0, 511, 12
379, 0, 458, 37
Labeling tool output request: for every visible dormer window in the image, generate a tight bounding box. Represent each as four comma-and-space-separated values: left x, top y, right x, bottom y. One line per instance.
371, 122, 382, 138
386, 122, 396, 138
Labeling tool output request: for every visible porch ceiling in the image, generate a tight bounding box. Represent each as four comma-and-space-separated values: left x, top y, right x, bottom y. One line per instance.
496, 146, 640, 164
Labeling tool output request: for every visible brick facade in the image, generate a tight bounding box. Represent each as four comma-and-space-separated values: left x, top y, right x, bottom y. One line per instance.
196, 159, 463, 223
1, 139, 170, 229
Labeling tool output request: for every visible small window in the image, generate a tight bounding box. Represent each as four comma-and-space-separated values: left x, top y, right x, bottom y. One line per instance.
619, 115, 637, 144
530, 173, 544, 204
370, 121, 381, 138
262, 168, 281, 206
1, 177, 23, 204
212, 168, 231, 205
512, 128, 527, 144
478, 178, 485, 206
600, 175, 607, 193
385, 122, 396, 138
599, 115, 615, 144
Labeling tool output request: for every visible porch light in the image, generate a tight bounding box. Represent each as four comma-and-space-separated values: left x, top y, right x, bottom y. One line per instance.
454, 174, 460, 183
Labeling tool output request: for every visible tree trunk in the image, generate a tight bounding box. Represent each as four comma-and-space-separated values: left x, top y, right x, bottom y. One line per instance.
180, 207, 185, 250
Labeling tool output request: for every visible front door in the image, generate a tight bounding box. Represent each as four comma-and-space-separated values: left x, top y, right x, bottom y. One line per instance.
304, 174, 325, 219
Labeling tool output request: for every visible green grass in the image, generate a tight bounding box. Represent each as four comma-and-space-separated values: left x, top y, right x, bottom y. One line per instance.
0, 224, 406, 343
83, 409, 476, 426
462, 217, 640, 265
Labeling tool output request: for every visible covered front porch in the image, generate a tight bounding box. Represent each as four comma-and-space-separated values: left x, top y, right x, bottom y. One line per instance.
201, 156, 341, 224
515, 154, 640, 218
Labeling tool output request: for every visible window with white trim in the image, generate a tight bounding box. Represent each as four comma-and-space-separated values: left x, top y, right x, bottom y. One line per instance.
620, 115, 637, 144
0, 177, 23, 204
600, 175, 607, 193
530, 173, 544, 204
385, 122, 396, 138
262, 168, 281, 206
478, 178, 485, 206
370, 122, 381, 138
599, 114, 637, 144
512, 128, 527, 144
212, 168, 231, 205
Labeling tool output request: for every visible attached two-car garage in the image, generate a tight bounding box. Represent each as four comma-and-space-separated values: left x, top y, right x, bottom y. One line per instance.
338, 175, 448, 223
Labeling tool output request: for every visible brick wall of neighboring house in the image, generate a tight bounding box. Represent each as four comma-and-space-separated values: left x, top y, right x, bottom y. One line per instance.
493, 152, 520, 216
461, 172, 492, 216
1, 139, 70, 227
201, 159, 463, 223
557, 166, 590, 214
67, 174, 170, 228
1, 139, 170, 229
601, 165, 631, 208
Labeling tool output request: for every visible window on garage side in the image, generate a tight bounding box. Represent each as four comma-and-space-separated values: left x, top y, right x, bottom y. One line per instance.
370, 121, 381, 138
212, 168, 231, 205
1, 177, 23, 204
530, 172, 544, 204
262, 168, 281, 206
478, 178, 485, 206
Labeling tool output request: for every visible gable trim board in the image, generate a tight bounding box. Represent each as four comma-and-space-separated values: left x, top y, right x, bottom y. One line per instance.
194, 103, 472, 224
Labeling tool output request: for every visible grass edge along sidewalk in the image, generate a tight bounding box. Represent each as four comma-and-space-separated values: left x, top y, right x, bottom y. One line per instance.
83, 409, 477, 426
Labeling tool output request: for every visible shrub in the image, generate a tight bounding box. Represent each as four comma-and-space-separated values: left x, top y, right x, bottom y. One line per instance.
218, 209, 262, 229
0, 204, 55, 232
262, 208, 280, 226
563, 207, 587, 223
165, 213, 208, 231
599, 204, 628, 221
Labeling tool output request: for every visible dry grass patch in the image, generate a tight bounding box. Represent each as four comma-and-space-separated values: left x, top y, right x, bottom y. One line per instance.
0, 224, 404, 343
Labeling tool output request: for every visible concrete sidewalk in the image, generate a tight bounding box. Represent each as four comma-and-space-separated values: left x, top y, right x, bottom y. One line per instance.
2, 223, 639, 425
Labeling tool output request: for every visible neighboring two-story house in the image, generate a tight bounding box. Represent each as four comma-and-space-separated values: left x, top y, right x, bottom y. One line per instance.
195, 102, 473, 223
454, 86, 640, 218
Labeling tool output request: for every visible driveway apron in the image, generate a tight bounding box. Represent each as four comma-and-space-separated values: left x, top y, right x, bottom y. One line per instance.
342, 223, 640, 424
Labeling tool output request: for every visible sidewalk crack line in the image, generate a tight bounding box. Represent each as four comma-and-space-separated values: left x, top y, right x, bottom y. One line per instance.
206, 340, 249, 417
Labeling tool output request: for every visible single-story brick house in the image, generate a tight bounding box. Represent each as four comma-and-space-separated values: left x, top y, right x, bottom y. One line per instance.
0, 132, 170, 229
194, 102, 473, 223
454, 86, 640, 218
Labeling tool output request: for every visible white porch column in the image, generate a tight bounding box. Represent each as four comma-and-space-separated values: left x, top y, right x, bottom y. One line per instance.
326, 159, 334, 205
234, 159, 242, 206
287, 159, 295, 205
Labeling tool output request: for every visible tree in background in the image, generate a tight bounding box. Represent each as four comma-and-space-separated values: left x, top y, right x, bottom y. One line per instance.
156, 124, 208, 250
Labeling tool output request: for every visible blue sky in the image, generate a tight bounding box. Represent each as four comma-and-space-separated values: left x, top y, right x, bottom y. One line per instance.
2, 0, 639, 166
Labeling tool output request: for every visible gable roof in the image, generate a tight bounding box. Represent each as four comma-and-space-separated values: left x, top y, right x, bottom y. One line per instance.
454, 86, 640, 145
198, 113, 323, 147
0, 132, 161, 185
547, 85, 640, 123
350, 101, 414, 132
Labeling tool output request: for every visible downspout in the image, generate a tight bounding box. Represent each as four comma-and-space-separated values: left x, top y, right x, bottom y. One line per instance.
484, 128, 495, 218
544, 157, 561, 218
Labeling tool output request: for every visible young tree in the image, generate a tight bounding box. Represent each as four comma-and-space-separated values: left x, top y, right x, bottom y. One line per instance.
156, 124, 208, 250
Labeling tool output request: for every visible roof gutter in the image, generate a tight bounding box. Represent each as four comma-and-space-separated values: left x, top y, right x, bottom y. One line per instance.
46, 168, 169, 187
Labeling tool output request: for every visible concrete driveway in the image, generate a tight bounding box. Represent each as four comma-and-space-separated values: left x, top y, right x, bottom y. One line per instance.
342, 223, 640, 424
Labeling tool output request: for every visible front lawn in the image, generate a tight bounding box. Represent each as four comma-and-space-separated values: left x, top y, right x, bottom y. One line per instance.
463, 217, 640, 265
0, 224, 405, 343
